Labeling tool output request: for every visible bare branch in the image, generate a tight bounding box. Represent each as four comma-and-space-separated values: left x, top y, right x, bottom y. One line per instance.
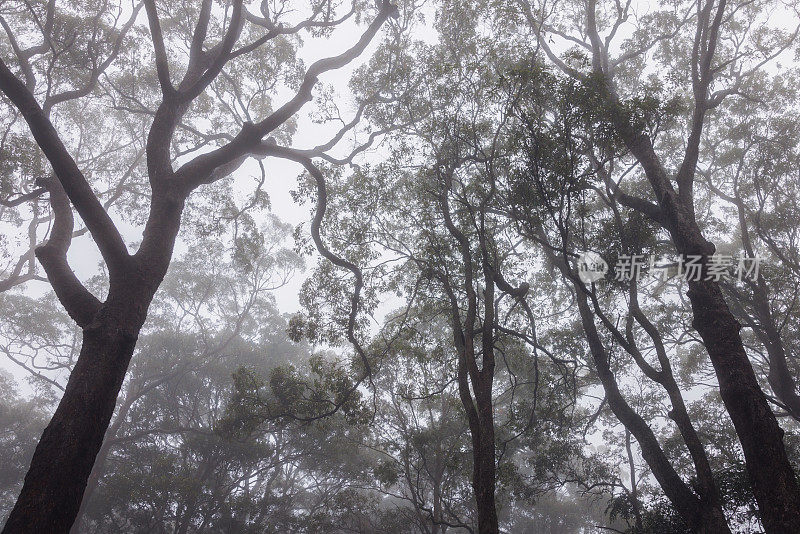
0, 187, 46, 207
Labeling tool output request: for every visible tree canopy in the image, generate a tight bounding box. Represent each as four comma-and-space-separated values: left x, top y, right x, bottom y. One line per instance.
1, 0, 800, 533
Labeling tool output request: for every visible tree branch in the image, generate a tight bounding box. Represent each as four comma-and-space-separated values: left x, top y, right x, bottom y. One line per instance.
174, 1, 399, 191
0, 187, 46, 207
144, 0, 176, 96
0, 58, 131, 272
34, 177, 101, 327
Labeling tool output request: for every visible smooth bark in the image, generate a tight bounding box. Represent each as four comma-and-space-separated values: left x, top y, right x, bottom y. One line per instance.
3, 302, 141, 532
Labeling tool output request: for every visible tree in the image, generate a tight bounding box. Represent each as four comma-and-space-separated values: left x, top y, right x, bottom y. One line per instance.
291, 46, 583, 531
495, 67, 733, 532
695, 78, 800, 421
511, 0, 800, 529
0, 0, 400, 530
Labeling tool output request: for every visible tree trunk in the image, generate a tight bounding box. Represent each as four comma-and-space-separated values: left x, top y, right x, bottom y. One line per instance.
2, 307, 140, 533
573, 285, 731, 534
69, 385, 137, 534
471, 419, 498, 534
624, 430, 644, 532
730, 197, 800, 421
606, 99, 800, 531
452, 309, 499, 534
686, 274, 800, 532
454, 357, 499, 534
749, 282, 800, 420
662, 193, 800, 530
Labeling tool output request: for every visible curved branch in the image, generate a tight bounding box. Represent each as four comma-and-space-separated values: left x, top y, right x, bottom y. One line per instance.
175, 1, 399, 191
34, 177, 101, 327
0, 187, 46, 207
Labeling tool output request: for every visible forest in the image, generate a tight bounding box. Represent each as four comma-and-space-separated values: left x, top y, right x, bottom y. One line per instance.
1, 0, 800, 532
